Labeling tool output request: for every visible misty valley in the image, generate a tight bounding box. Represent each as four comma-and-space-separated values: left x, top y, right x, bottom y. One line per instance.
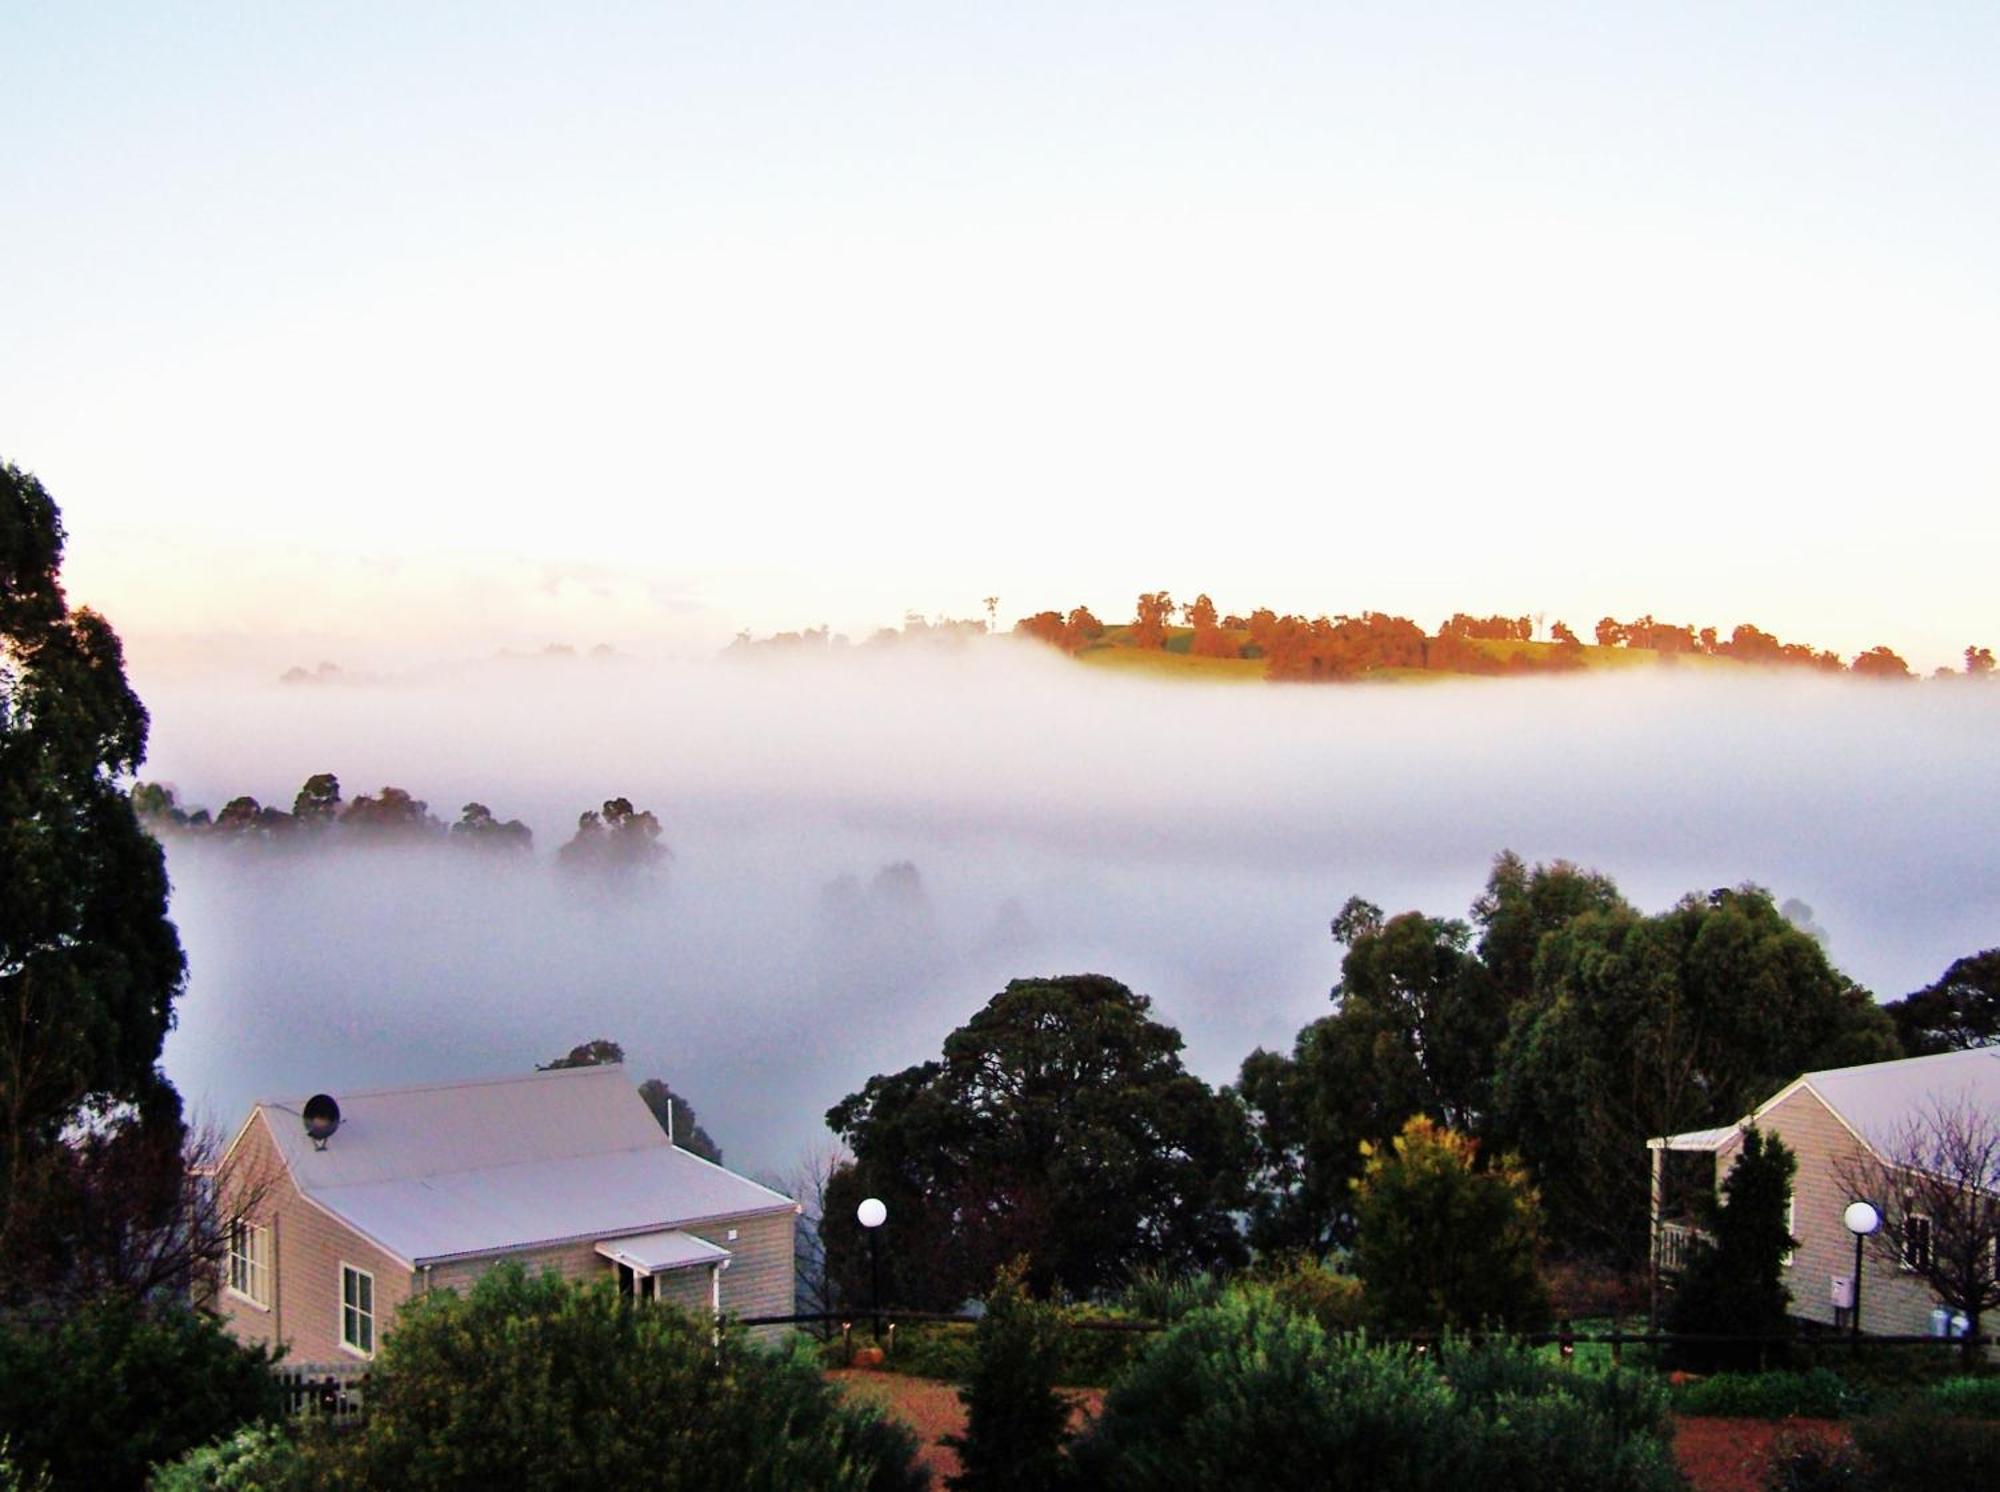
141, 646, 2000, 1180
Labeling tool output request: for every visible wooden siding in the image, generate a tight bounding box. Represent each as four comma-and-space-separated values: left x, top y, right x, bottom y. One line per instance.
1717, 1086, 1947, 1339
215, 1110, 415, 1364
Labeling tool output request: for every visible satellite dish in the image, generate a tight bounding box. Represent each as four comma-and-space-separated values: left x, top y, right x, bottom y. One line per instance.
303, 1094, 342, 1149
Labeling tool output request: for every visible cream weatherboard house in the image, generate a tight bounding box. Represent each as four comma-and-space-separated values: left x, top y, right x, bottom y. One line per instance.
1649, 1047, 2000, 1345
214, 1064, 798, 1364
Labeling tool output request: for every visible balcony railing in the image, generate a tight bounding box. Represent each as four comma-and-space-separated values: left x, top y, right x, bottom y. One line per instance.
1657, 1219, 1711, 1276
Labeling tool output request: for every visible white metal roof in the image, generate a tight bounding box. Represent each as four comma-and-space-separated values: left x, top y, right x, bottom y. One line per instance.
1649, 1048, 2000, 1159
596, 1229, 732, 1275
248, 1064, 793, 1265
1798, 1047, 2000, 1156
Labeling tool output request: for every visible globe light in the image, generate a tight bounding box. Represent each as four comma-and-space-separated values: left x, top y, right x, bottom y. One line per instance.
856, 1197, 888, 1229
1843, 1200, 1880, 1236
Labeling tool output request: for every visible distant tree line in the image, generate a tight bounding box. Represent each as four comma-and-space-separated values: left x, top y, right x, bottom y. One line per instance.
131, 774, 668, 880
1011, 592, 1993, 683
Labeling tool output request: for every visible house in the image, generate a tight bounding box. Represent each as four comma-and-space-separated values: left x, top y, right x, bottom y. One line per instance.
1649, 1047, 2000, 1343
214, 1064, 798, 1364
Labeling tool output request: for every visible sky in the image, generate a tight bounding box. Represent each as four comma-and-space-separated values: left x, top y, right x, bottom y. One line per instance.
4, 2, 1997, 672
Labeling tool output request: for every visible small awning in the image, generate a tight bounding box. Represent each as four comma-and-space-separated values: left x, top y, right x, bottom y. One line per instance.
1646, 1125, 1739, 1153
595, 1230, 732, 1275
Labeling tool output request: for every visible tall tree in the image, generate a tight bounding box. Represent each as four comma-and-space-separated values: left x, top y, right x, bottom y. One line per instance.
559, 796, 667, 880
1881, 950, 2000, 1055
826, 975, 1250, 1307
1, 460, 188, 1304
1497, 886, 1898, 1257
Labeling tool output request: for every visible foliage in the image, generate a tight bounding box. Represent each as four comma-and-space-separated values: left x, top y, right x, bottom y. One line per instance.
1850, 1404, 2000, 1487
148, 1423, 311, 1492
1667, 1127, 1798, 1370
0, 1440, 49, 1492
945, 1260, 1071, 1491
1244, 1253, 1367, 1333
1498, 885, 1898, 1257
0, 1297, 283, 1492
1351, 1116, 1549, 1332
449, 801, 532, 850
1073, 1294, 1679, 1492
558, 795, 668, 880
1760, 1426, 1869, 1492
1924, 1374, 2000, 1419
826, 975, 1250, 1308
1882, 949, 2000, 1054
305, 1263, 925, 1491
1670, 1368, 1858, 1419
1118, 1265, 1224, 1324
1, 459, 188, 1302
1237, 855, 1627, 1258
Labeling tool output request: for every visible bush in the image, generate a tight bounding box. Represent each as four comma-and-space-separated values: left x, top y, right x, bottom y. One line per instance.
1760, 1426, 1868, 1492
147, 1424, 311, 1492
863, 1308, 1142, 1390
944, 1261, 1069, 1491
1246, 1254, 1367, 1333
1851, 1404, 2000, 1487
305, 1264, 925, 1491
1671, 1368, 1859, 1420
1924, 1375, 2000, 1419
1118, 1266, 1223, 1323
1072, 1292, 1678, 1491
0, 1298, 283, 1492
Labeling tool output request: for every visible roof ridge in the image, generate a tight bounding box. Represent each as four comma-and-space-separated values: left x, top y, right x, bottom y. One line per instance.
1807, 1047, 2000, 1082
256, 1062, 622, 1110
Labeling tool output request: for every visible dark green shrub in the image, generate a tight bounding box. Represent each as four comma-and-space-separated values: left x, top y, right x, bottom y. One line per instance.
945, 1261, 1070, 1491
1666, 1127, 1797, 1372
0, 1298, 283, 1492
305, 1263, 925, 1491
1246, 1254, 1367, 1333
1072, 1292, 1678, 1491
1671, 1368, 1859, 1420
1047, 1305, 1145, 1388
1924, 1375, 2000, 1419
1118, 1266, 1223, 1323
1760, 1426, 1867, 1492
1851, 1404, 2000, 1488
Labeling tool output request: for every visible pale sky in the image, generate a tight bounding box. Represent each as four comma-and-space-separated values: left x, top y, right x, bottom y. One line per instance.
5, 2, 1996, 671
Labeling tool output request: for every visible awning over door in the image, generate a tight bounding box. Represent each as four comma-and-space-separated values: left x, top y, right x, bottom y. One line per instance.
595, 1229, 732, 1275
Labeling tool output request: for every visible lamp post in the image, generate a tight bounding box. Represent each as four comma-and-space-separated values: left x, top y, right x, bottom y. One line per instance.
857, 1197, 887, 1341
1843, 1200, 1880, 1342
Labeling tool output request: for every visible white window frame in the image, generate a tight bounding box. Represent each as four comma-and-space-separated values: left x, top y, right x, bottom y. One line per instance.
339, 1263, 376, 1359
227, 1219, 271, 1309
1901, 1212, 1933, 1273
1781, 1194, 1796, 1268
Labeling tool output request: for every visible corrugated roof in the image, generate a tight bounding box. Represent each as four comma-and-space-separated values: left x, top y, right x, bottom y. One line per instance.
596, 1229, 732, 1274
252, 1065, 793, 1265
1799, 1047, 2000, 1157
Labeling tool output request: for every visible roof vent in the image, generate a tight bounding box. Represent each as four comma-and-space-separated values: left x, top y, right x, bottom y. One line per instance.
303, 1093, 341, 1150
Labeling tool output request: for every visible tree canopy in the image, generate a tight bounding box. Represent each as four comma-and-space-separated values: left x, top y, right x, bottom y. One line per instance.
1, 460, 187, 1303
1882, 949, 2000, 1055
826, 974, 1250, 1307
1665, 1126, 1796, 1369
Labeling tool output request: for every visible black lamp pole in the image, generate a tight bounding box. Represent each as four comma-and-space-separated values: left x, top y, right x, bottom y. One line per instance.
869, 1228, 883, 1342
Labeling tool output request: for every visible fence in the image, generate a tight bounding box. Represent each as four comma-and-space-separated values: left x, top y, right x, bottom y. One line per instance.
276, 1363, 369, 1428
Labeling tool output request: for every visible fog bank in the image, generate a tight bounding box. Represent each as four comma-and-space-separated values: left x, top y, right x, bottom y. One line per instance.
146, 645, 2000, 1175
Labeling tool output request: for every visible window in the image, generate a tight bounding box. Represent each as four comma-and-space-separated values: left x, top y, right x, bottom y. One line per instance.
1902, 1213, 1933, 1273
341, 1265, 375, 1357
227, 1220, 270, 1308
1781, 1193, 1796, 1268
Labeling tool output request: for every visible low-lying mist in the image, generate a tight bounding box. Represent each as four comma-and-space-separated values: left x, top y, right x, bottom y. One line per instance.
145, 643, 2000, 1177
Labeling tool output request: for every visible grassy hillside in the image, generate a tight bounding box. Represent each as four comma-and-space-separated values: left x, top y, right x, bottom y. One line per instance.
1064, 628, 1748, 683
